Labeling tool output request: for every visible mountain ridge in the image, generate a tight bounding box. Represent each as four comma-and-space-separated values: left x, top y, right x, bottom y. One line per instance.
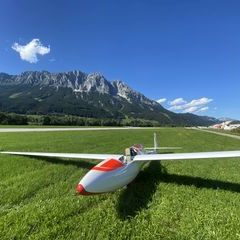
0, 70, 219, 126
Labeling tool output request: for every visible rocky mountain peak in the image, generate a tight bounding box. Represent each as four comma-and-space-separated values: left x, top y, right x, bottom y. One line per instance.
111, 80, 135, 102
73, 72, 113, 94
111, 80, 157, 106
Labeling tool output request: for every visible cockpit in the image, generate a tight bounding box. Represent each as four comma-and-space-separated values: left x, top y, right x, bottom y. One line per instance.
124, 144, 143, 162
130, 147, 138, 157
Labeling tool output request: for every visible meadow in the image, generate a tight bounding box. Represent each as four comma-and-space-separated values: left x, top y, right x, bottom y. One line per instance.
0, 128, 240, 240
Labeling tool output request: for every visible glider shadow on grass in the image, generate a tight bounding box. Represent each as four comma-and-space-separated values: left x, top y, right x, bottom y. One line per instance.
117, 161, 240, 220
117, 161, 167, 220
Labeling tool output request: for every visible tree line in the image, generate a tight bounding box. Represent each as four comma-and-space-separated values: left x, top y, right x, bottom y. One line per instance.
0, 112, 163, 127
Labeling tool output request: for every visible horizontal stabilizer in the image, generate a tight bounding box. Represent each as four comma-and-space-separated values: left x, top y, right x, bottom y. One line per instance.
145, 147, 182, 150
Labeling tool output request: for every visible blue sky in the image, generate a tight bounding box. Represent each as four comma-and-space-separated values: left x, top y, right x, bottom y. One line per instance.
0, 0, 239, 119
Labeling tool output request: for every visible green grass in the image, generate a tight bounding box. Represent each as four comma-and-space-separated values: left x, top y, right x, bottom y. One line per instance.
0, 128, 240, 239
206, 128, 240, 136
232, 128, 240, 136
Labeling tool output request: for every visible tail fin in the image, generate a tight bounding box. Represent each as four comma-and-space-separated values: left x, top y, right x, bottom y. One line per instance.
145, 132, 182, 152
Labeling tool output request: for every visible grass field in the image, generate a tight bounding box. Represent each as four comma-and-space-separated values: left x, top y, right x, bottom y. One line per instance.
0, 128, 240, 240
206, 128, 240, 137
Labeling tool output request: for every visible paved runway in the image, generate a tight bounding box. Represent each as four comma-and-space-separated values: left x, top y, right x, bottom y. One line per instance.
0, 127, 142, 133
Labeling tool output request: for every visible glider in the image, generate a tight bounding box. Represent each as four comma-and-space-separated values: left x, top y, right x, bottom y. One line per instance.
1, 133, 240, 195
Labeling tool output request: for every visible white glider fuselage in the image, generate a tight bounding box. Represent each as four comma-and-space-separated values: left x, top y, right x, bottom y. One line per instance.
76, 146, 146, 195
77, 160, 144, 195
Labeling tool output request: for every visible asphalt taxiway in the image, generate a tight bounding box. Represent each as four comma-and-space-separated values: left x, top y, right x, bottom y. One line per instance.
0, 127, 142, 133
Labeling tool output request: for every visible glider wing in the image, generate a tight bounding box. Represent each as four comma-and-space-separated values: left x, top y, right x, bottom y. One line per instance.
134, 150, 240, 161
145, 147, 182, 150
1, 151, 122, 160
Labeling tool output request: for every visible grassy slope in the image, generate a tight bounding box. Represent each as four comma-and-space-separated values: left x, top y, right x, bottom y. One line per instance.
0, 128, 239, 240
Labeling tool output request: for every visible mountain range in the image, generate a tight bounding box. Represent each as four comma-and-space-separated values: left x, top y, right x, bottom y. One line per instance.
0, 70, 219, 126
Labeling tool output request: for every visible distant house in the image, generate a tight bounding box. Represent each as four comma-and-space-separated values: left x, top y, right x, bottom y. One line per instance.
209, 120, 240, 130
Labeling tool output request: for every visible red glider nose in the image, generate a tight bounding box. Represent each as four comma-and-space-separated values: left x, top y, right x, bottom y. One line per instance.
76, 184, 92, 195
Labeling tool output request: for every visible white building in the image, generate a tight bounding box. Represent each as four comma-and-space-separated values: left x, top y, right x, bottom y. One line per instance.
209, 120, 240, 130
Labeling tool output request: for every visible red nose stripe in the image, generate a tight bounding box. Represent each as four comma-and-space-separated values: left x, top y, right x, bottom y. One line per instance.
92, 159, 124, 172
76, 184, 94, 195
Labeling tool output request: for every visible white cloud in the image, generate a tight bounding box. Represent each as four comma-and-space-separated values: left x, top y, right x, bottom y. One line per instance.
196, 106, 209, 113
12, 39, 50, 63
185, 97, 212, 108
168, 105, 185, 111
167, 97, 212, 114
183, 107, 199, 113
156, 98, 167, 104
169, 98, 187, 106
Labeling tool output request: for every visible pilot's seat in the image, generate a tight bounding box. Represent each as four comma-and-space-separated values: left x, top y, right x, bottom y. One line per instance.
130, 147, 138, 157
